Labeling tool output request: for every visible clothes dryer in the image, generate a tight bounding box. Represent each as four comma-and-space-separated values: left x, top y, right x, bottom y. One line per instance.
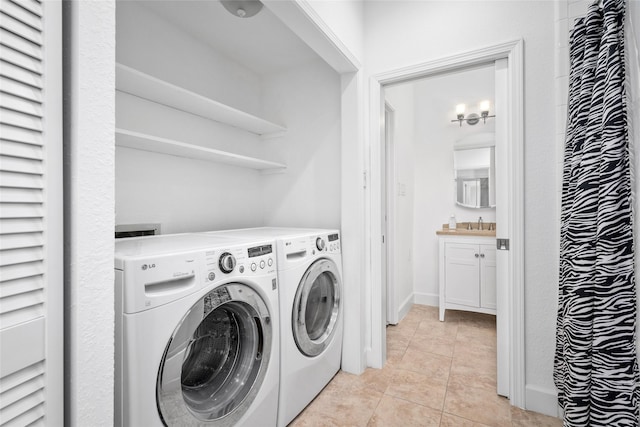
114, 233, 279, 427
203, 228, 343, 426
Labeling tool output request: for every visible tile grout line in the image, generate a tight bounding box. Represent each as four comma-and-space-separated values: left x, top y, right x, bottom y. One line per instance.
370, 312, 418, 426
391, 316, 452, 415
438, 318, 458, 425
412, 310, 448, 426
366, 387, 385, 426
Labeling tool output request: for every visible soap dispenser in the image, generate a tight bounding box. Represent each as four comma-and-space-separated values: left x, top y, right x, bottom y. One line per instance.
449, 214, 457, 231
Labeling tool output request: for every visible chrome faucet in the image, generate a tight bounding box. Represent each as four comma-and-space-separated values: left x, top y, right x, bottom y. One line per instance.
478, 217, 483, 231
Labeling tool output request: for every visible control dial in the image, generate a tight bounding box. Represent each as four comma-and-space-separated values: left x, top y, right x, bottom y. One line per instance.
316, 237, 326, 251
219, 252, 236, 274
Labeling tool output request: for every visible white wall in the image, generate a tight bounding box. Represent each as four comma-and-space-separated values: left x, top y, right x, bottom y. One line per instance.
305, 0, 365, 64
63, 1, 115, 425
261, 60, 342, 229
384, 84, 415, 317
339, 70, 368, 373
364, 0, 557, 415
632, 0, 640, 48
115, 147, 266, 233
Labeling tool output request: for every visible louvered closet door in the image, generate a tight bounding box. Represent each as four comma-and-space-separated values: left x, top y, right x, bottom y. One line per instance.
0, 0, 63, 426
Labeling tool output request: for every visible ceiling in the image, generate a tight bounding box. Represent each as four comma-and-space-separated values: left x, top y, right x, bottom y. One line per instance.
138, 0, 322, 75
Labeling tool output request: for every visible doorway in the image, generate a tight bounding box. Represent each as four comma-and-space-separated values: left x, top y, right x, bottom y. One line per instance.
368, 40, 525, 407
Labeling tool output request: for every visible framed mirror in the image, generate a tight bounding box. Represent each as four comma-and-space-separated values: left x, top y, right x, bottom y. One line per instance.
453, 146, 495, 208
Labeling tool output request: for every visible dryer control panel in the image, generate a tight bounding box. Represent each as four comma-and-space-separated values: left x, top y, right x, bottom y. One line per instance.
325, 232, 341, 252
279, 230, 341, 268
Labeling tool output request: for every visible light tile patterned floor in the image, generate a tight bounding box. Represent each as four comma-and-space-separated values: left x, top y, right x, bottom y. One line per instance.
290, 304, 562, 427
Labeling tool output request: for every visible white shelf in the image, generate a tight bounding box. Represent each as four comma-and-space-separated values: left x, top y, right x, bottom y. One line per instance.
116, 63, 287, 137
115, 128, 287, 172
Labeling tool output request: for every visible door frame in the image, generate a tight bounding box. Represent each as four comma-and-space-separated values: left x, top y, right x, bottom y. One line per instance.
367, 39, 525, 407
383, 102, 397, 326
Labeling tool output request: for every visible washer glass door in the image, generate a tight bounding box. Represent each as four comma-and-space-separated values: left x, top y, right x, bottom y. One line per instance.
157, 283, 272, 426
292, 259, 341, 357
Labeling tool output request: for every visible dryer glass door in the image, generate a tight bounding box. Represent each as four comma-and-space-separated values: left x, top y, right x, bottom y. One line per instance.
293, 259, 341, 357
157, 283, 272, 426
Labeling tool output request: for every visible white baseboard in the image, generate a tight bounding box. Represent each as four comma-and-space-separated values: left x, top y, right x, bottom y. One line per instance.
525, 384, 560, 418
413, 292, 439, 308
397, 294, 414, 322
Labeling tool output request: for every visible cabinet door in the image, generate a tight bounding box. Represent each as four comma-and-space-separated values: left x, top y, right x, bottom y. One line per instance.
480, 244, 497, 309
445, 243, 480, 307
0, 1, 63, 425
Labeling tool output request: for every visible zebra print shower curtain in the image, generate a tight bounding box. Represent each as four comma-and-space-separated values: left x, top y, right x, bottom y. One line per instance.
554, 0, 639, 424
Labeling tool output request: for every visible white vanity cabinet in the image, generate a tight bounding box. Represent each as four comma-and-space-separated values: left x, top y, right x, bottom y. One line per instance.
438, 236, 497, 321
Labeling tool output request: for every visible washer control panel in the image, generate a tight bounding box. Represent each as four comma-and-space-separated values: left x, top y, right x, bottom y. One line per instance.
205, 242, 276, 281
117, 239, 278, 314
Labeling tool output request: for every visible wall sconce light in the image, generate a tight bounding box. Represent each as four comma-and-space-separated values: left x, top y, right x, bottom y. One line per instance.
451, 101, 496, 127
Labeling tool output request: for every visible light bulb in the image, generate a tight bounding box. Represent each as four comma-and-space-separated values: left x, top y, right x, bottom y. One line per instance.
480, 100, 490, 114
455, 104, 466, 116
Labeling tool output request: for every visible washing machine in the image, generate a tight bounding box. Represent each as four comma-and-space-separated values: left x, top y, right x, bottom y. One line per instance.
202, 228, 343, 426
114, 233, 279, 427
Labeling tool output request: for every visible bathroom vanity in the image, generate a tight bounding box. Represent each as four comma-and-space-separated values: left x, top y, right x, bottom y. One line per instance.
437, 223, 497, 321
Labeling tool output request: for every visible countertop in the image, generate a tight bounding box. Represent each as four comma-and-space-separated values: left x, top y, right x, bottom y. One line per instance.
436, 222, 497, 237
